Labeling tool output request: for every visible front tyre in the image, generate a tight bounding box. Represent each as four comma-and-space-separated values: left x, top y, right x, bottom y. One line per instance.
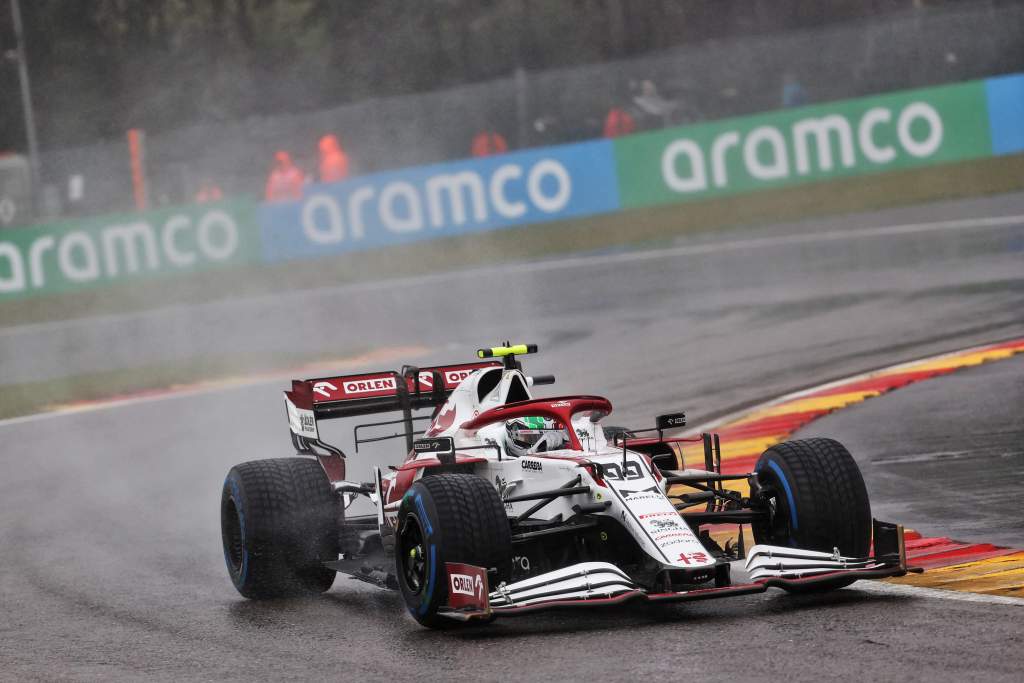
221, 458, 339, 599
395, 474, 512, 628
752, 438, 872, 590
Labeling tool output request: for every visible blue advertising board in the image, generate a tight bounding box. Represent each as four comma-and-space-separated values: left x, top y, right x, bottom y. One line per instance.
985, 73, 1024, 156
259, 139, 620, 262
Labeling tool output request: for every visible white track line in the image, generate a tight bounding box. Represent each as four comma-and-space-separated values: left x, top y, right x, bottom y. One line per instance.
2, 211, 1023, 339
851, 580, 1024, 607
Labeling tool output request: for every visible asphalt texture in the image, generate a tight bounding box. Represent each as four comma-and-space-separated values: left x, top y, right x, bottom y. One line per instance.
2, 192, 1024, 681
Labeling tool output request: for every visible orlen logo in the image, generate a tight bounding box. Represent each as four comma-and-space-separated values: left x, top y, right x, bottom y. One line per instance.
450, 572, 484, 599
445, 369, 475, 385
343, 377, 397, 395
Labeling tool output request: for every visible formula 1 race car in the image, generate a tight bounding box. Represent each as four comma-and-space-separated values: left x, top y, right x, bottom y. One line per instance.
220, 343, 918, 628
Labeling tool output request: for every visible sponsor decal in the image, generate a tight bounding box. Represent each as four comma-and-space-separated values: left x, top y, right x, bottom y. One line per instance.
621, 490, 661, 501
0, 201, 258, 299
549, 400, 572, 408
656, 412, 687, 430
677, 551, 710, 565
638, 511, 678, 520
285, 396, 318, 439
343, 376, 397, 395
521, 459, 543, 472
443, 369, 476, 385
615, 80, 991, 209
512, 555, 531, 572
259, 140, 620, 263
445, 562, 489, 611
312, 381, 337, 398
648, 518, 682, 532
450, 572, 482, 597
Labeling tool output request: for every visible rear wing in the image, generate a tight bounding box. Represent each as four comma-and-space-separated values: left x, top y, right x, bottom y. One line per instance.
285, 361, 501, 445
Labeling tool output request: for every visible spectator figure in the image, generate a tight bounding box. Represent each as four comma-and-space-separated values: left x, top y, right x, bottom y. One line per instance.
471, 131, 508, 157
632, 79, 676, 128
782, 72, 809, 108
318, 134, 350, 183
602, 107, 636, 138
265, 151, 305, 202
195, 180, 223, 203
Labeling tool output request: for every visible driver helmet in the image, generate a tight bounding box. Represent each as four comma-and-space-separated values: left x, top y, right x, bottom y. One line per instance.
504, 416, 570, 457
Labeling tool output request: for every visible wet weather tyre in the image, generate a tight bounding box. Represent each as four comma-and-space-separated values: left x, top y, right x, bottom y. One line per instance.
221, 458, 339, 599
395, 474, 512, 628
752, 438, 872, 591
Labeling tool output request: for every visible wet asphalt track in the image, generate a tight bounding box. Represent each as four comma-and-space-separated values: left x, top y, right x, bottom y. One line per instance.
2, 193, 1024, 681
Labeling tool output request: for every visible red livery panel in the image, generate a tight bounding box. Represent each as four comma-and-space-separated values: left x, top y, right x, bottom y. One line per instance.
304, 361, 501, 404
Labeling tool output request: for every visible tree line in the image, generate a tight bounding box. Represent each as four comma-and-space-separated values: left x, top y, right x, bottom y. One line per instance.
0, 0, 986, 153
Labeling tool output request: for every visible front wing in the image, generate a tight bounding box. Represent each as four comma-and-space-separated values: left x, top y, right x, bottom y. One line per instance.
439, 519, 919, 621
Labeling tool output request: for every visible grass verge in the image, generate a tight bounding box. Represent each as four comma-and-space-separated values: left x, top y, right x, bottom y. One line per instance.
0, 349, 365, 421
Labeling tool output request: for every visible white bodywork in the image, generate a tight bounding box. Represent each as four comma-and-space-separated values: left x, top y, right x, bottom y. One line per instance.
378, 366, 717, 572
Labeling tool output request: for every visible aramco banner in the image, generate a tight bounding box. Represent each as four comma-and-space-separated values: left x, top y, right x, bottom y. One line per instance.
258, 140, 620, 262
613, 80, 994, 208
0, 200, 259, 299
2, 73, 1022, 301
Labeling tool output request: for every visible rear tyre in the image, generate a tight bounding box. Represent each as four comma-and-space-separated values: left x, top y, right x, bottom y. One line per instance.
221, 458, 339, 599
395, 474, 512, 628
752, 438, 872, 592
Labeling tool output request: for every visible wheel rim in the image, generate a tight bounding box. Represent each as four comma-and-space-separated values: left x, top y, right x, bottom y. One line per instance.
755, 473, 794, 546
398, 514, 428, 595
222, 498, 245, 573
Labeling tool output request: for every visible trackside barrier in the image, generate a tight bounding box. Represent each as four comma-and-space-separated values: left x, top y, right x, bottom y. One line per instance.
614, 74, 1024, 209
2, 74, 1022, 301
0, 201, 260, 299
258, 140, 620, 263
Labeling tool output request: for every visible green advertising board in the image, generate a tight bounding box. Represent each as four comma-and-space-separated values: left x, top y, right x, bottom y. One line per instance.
0, 199, 260, 299
614, 81, 992, 208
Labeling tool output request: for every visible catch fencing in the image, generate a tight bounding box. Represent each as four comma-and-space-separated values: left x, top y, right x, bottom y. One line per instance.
27, 3, 1024, 219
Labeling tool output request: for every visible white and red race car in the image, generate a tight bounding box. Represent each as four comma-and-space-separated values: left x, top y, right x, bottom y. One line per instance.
220, 344, 917, 628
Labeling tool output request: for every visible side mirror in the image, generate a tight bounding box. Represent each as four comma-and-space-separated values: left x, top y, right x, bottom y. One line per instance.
656, 412, 687, 432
